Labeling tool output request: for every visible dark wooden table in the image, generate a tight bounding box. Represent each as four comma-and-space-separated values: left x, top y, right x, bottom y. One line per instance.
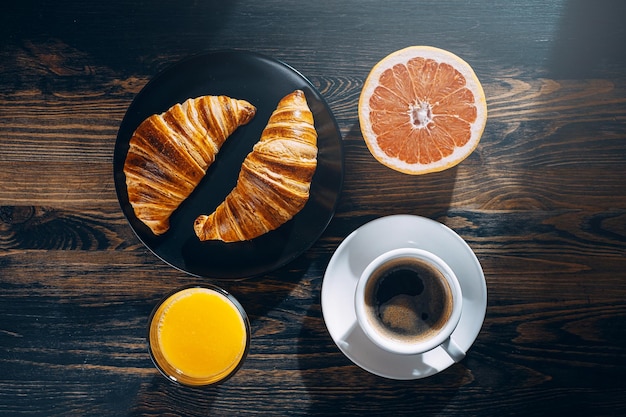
2, 0, 626, 415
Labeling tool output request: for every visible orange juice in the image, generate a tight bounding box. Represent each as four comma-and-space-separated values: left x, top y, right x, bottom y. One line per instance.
148, 286, 249, 386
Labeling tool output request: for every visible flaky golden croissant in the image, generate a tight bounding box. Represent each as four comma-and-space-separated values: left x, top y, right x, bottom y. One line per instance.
124, 95, 256, 235
194, 90, 318, 242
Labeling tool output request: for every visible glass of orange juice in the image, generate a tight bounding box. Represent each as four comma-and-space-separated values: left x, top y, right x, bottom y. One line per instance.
148, 285, 250, 387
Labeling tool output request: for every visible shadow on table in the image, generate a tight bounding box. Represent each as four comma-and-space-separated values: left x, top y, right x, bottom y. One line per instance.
231, 252, 311, 323
548, 0, 626, 79
2, 0, 238, 71
292, 122, 469, 415
297, 302, 473, 416
338, 122, 461, 221
127, 375, 220, 417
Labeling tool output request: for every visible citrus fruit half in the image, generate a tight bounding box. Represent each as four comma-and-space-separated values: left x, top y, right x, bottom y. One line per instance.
358, 46, 487, 175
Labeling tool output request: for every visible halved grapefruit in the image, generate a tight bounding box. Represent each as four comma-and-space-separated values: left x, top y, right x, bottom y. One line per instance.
358, 46, 487, 175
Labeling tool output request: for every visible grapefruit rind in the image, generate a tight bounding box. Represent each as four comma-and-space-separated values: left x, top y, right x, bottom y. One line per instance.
358, 46, 487, 175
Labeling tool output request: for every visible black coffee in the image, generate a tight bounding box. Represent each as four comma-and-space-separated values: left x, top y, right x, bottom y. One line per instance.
363, 256, 453, 344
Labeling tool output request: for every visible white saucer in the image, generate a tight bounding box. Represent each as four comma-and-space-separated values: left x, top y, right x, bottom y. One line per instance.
321, 215, 487, 380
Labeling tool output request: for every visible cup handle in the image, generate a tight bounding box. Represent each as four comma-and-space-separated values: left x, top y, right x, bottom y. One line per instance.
442, 337, 465, 362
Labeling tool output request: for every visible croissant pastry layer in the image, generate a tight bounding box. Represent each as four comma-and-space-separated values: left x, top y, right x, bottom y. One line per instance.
194, 90, 318, 242
124, 95, 256, 235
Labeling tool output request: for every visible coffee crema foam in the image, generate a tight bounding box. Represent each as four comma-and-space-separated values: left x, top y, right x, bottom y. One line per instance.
363, 256, 454, 344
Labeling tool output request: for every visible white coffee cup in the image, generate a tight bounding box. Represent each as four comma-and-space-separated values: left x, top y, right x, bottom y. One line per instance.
354, 248, 465, 361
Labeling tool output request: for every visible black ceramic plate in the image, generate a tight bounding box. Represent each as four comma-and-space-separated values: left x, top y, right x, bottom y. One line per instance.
113, 50, 343, 278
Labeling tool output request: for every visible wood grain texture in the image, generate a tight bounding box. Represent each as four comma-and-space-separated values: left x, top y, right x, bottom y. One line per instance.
2, 0, 626, 415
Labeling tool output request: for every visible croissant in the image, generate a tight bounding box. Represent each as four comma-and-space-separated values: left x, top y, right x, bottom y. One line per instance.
124, 95, 256, 235
194, 90, 318, 242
